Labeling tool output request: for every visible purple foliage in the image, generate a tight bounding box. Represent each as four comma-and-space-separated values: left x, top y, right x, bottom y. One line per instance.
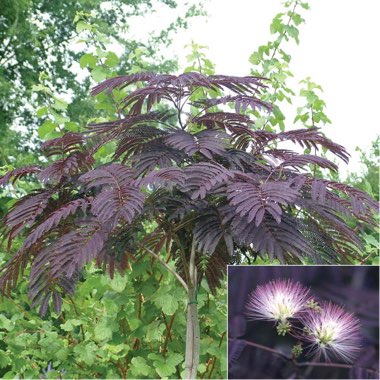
0, 72, 377, 315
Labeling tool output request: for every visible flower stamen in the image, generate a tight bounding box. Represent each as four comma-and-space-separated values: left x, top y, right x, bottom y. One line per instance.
245, 278, 311, 323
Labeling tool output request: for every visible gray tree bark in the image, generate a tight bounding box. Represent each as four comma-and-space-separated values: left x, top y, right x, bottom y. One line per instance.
184, 241, 200, 379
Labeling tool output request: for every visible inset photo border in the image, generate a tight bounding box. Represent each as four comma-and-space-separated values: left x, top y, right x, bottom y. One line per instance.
228, 266, 379, 379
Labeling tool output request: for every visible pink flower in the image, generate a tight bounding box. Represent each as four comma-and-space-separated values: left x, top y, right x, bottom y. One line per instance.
300, 302, 361, 363
245, 278, 311, 322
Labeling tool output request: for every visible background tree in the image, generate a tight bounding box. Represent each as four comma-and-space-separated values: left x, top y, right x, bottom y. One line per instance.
0, 0, 204, 166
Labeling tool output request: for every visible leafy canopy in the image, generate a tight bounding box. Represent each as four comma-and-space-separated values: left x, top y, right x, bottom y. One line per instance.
0, 72, 377, 315
0, 0, 203, 166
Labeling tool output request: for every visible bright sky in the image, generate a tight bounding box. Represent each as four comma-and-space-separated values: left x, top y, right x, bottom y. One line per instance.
136, 0, 379, 177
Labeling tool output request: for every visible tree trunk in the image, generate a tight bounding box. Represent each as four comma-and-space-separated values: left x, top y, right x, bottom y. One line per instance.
185, 285, 200, 379
184, 240, 200, 379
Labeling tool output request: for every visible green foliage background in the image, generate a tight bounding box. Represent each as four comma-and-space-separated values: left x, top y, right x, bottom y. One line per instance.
0, 0, 378, 378
0, 258, 226, 378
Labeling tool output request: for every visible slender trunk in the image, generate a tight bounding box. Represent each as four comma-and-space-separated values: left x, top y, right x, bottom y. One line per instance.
184, 241, 200, 379
185, 285, 200, 379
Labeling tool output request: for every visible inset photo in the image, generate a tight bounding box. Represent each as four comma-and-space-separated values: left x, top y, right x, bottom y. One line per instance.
228, 266, 379, 379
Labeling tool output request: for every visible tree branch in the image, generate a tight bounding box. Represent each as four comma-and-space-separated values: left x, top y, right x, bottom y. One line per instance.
141, 245, 188, 292
229, 337, 291, 361
229, 338, 379, 375
162, 312, 176, 354
296, 361, 379, 374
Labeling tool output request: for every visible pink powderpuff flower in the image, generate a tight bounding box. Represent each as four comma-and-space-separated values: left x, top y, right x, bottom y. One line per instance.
245, 278, 311, 322
299, 302, 361, 363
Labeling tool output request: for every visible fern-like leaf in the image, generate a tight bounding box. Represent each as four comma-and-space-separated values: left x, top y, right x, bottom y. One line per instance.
165, 129, 228, 159
80, 164, 144, 226
121, 86, 181, 114
182, 162, 234, 199
131, 146, 186, 175
1, 190, 52, 247
90, 73, 156, 96
79, 163, 134, 188
136, 167, 186, 189
113, 125, 168, 162
21, 198, 91, 251
193, 208, 233, 256
231, 214, 313, 264
268, 152, 339, 172
38, 152, 94, 184
85, 111, 172, 138
40, 133, 85, 157
227, 181, 299, 226
191, 94, 271, 113
0, 166, 41, 187
192, 112, 252, 130
308, 178, 377, 218
28, 219, 106, 313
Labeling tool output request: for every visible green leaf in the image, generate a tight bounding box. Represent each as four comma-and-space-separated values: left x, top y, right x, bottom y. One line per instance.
94, 318, 113, 341
128, 317, 142, 332
60, 318, 83, 331
96, 47, 108, 59
103, 343, 130, 360
38, 120, 57, 139
291, 13, 303, 26
363, 234, 378, 247
249, 51, 262, 65
55, 347, 69, 361
91, 66, 108, 82
130, 357, 151, 377
52, 98, 68, 111
286, 25, 298, 38
255, 117, 266, 128
32, 84, 48, 92
95, 101, 115, 112
105, 52, 119, 68
76, 21, 91, 33
146, 320, 165, 341
105, 343, 129, 354
97, 34, 111, 45
155, 361, 175, 378
108, 272, 127, 293
80, 53, 97, 69
272, 106, 285, 121
64, 122, 79, 132
220, 353, 227, 377
270, 14, 283, 34
152, 292, 178, 315
36, 106, 48, 117
153, 353, 183, 378
0, 350, 9, 368
13, 332, 36, 348
74, 342, 98, 365
50, 110, 69, 124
